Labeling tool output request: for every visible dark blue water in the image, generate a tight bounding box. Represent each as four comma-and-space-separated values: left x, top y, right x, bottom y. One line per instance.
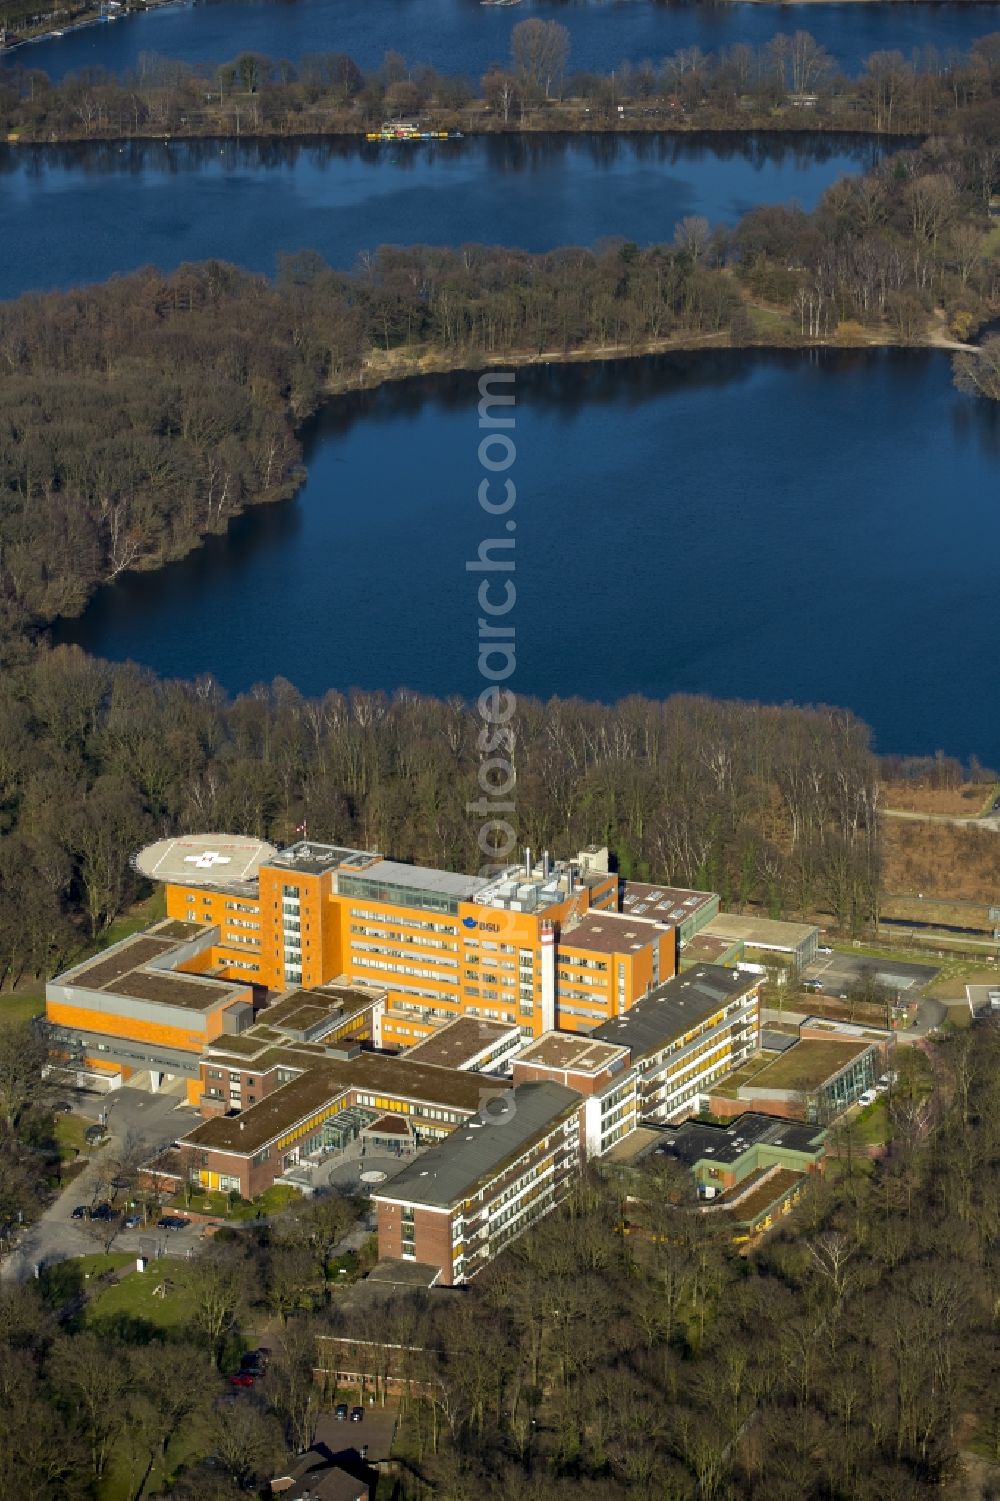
52, 349, 1000, 761
5, 0, 1000, 81
0, 132, 898, 297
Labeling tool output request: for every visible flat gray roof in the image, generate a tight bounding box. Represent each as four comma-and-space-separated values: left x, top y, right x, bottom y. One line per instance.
343, 859, 488, 901
373, 1080, 582, 1209
705, 914, 819, 951
621, 882, 718, 923
270, 841, 375, 875
593, 965, 755, 1058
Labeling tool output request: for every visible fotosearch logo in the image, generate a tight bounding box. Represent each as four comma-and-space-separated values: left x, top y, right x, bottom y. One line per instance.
467, 371, 517, 877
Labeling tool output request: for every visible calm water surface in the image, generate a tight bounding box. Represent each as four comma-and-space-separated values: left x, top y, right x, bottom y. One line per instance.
5, 0, 1000, 80
53, 348, 1000, 760
0, 132, 899, 297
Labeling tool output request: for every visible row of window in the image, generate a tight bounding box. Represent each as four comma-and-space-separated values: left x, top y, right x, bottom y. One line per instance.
353, 1093, 463, 1124
351, 956, 459, 993
346, 902, 457, 934
352, 941, 458, 971
350, 923, 454, 953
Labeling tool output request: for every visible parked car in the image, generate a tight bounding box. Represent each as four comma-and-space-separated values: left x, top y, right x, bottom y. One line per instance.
239, 1352, 267, 1378
84, 1125, 107, 1146
52, 1101, 73, 1114
156, 1215, 189, 1231
229, 1373, 255, 1389
350, 1407, 364, 1423
90, 1203, 118, 1222
857, 1089, 878, 1108
123, 1214, 142, 1229
802, 979, 823, 993
335, 1403, 349, 1421
816, 945, 833, 956
71, 1205, 90, 1220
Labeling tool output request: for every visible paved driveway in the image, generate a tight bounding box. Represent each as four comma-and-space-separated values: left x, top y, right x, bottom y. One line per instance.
75, 1085, 199, 1153
2, 1087, 200, 1283
802, 953, 938, 997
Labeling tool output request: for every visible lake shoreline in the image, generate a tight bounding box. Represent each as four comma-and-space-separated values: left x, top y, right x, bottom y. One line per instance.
0, 0, 176, 56
4, 119, 924, 147
48, 335, 996, 757
43, 326, 955, 638
0, 114, 918, 147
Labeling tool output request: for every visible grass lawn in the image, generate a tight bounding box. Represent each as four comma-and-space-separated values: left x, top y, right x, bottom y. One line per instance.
854, 1098, 891, 1145
54, 1113, 90, 1161
101, 889, 166, 949
925, 960, 1000, 1002
97, 1421, 211, 1501
824, 1154, 875, 1184
171, 1183, 302, 1221
0, 988, 45, 1025
938, 1000, 974, 1029
746, 303, 793, 335
40, 1253, 134, 1308
710, 1055, 776, 1099
831, 939, 942, 969
327, 1248, 361, 1281
982, 223, 1000, 258
84, 1257, 204, 1333
880, 895, 992, 930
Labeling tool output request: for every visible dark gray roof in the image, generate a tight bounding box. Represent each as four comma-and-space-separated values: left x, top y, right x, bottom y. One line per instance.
592, 964, 754, 1058
643, 1113, 825, 1168
270, 841, 370, 874
373, 1080, 582, 1209
761, 1029, 797, 1053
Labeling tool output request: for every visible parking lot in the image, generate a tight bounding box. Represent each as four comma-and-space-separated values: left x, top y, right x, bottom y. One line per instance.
70, 1084, 199, 1153
2, 1086, 202, 1283
802, 952, 939, 998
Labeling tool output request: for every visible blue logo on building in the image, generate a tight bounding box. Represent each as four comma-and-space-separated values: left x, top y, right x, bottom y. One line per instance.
462, 917, 477, 929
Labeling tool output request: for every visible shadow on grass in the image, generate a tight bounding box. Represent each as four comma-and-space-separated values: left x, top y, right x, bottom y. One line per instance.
87, 1311, 167, 1345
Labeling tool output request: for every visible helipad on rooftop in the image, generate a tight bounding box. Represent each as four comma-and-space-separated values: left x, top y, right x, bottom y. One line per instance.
135, 833, 278, 886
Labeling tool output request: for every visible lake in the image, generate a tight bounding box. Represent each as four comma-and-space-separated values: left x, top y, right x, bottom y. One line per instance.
0, 132, 899, 297
52, 347, 1000, 761
4, 0, 1000, 81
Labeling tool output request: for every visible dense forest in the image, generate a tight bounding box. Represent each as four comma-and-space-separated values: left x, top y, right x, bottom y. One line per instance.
3, 1008, 1000, 1498
333, 1022, 1000, 1501
4, 29, 1000, 138
1, 118, 998, 635
0, 1032, 363, 1501
0, 649, 882, 984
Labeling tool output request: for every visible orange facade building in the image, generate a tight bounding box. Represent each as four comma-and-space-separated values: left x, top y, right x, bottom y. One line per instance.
146, 837, 677, 1047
